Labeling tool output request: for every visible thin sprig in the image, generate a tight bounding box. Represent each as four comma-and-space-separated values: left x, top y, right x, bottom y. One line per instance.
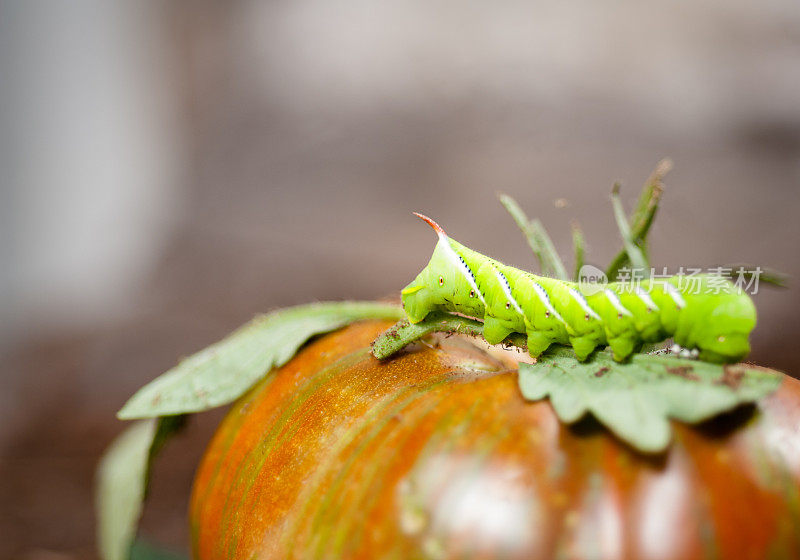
571, 221, 586, 282
610, 183, 651, 277
606, 159, 670, 280
499, 193, 569, 280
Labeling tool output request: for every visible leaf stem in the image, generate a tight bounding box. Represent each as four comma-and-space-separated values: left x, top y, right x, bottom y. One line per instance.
371, 311, 528, 360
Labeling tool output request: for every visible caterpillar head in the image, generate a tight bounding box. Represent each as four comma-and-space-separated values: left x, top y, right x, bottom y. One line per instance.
400, 276, 435, 324
401, 213, 484, 323
692, 288, 757, 363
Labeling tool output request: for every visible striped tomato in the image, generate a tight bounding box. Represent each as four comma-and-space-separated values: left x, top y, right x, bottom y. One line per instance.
190, 320, 800, 560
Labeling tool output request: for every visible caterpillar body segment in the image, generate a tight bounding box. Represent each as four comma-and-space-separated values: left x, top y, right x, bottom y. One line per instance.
645, 282, 682, 335
401, 214, 757, 363
490, 268, 572, 353
474, 261, 525, 345
585, 287, 641, 361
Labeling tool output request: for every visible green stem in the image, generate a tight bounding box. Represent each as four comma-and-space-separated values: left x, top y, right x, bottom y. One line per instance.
611, 183, 651, 278
571, 221, 585, 282
719, 264, 789, 288
499, 194, 569, 280
371, 311, 528, 360
606, 159, 670, 280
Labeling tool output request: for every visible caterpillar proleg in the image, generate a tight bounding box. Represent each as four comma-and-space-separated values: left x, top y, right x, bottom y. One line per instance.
401, 214, 756, 363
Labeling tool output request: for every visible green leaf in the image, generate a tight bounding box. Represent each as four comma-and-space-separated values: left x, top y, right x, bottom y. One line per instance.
96, 420, 154, 560
96, 420, 151, 560
96, 417, 187, 560
498, 194, 569, 281
118, 302, 404, 419
518, 347, 782, 453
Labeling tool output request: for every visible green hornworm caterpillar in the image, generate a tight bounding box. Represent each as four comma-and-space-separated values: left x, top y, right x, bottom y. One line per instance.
401, 214, 756, 363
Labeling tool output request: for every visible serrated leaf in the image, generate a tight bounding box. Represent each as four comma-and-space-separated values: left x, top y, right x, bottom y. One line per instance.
118, 302, 403, 419
518, 347, 781, 453
96, 417, 186, 560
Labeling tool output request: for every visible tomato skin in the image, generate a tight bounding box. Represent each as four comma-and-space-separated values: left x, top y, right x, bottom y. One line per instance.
190, 320, 800, 560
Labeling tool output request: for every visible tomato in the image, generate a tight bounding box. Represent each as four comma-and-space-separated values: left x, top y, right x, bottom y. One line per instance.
190, 320, 800, 559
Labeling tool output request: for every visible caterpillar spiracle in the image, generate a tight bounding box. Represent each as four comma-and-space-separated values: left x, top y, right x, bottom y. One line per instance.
401, 214, 756, 363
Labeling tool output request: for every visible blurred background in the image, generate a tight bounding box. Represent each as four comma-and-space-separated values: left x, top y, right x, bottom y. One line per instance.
1, 1, 799, 558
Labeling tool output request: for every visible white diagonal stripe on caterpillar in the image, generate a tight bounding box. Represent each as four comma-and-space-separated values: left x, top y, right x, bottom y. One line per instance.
526, 276, 568, 325
634, 287, 660, 312
493, 264, 524, 315
604, 289, 633, 317
660, 281, 686, 309
569, 288, 602, 320
438, 238, 486, 305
